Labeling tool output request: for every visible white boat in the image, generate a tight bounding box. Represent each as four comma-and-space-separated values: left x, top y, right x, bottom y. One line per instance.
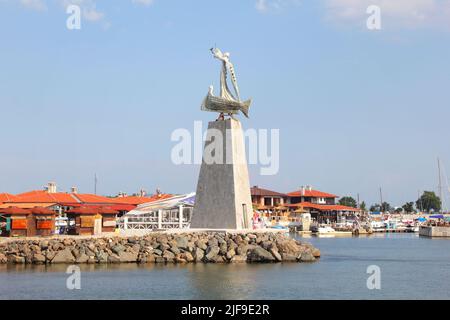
371, 221, 385, 232
316, 226, 336, 234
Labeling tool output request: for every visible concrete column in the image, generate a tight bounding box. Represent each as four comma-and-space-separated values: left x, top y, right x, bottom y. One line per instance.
124, 216, 128, 230
191, 119, 253, 230
179, 205, 183, 228
158, 209, 162, 229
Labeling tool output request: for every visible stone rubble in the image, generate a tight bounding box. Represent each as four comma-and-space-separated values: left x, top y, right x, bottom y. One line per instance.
0, 232, 320, 265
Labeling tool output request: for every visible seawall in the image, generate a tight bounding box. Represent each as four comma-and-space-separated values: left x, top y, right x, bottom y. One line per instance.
0, 232, 320, 264
419, 226, 450, 237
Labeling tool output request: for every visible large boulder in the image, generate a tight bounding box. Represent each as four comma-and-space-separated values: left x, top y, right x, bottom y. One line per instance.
281, 253, 298, 262
181, 252, 194, 262
205, 246, 220, 262
51, 249, 75, 264
163, 250, 175, 262
230, 255, 247, 263
269, 247, 282, 262
226, 249, 236, 260
118, 251, 138, 263
75, 253, 89, 264
194, 248, 204, 262
32, 253, 46, 264
175, 236, 189, 250
169, 246, 181, 255
8, 255, 25, 264
277, 240, 302, 256
299, 251, 316, 262
195, 240, 207, 251
96, 250, 109, 264
247, 247, 276, 262
312, 248, 321, 258
111, 244, 126, 255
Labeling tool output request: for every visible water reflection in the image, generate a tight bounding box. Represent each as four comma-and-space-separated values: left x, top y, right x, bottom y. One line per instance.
1, 234, 450, 299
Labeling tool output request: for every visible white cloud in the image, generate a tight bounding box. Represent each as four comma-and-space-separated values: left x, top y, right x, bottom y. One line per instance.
20, 0, 46, 11
132, 0, 154, 6
59, 0, 104, 22
255, 0, 301, 13
324, 0, 450, 30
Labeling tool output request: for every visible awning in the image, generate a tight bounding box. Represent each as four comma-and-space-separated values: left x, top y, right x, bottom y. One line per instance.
430, 214, 445, 219
109, 204, 136, 212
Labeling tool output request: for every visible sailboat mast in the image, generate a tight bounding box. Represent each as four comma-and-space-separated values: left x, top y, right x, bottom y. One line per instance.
379, 187, 383, 212
438, 157, 443, 213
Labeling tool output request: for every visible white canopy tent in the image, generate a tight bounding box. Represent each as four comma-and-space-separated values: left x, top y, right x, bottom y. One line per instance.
118, 193, 195, 231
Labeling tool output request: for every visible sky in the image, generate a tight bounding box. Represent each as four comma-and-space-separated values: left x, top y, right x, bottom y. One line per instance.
0, 0, 450, 208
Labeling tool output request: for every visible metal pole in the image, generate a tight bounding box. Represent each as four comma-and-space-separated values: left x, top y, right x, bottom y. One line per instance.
179, 205, 183, 229
379, 187, 383, 212
158, 209, 162, 229
438, 157, 443, 213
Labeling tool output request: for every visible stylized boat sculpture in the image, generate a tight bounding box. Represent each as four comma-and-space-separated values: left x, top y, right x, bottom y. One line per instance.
201, 48, 252, 118
201, 86, 252, 118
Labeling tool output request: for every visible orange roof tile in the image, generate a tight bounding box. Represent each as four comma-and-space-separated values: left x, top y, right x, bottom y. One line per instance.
287, 189, 338, 198
12, 190, 79, 204
0, 202, 57, 209
72, 193, 117, 204
0, 193, 18, 203
251, 186, 287, 197
111, 194, 173, 205
290, 202, 360, 212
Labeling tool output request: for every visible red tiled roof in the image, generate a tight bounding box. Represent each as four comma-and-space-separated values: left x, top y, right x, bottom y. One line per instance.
6, 191, 119, 205
109, 204, 136, 212
12, 190, 79, 204
31, 207, 55, 215
287, 189, 338, 198
287, 202, 360, 212
72, 193, 117, 204
66, 206, 99, 215
0, 193, 19, 203
111, 194, 173, 205
97, 206, 119, 214
0, 206, 31, 215
251, 186, 287, 197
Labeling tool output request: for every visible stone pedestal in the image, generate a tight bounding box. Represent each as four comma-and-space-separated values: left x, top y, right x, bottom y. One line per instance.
191, 119, 253, 230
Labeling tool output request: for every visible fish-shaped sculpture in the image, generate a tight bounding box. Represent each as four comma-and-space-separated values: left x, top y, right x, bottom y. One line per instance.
201, 48, 252, 118
201, 86, 252, 118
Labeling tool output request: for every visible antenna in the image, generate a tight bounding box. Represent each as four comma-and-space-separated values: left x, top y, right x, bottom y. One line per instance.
379, 187, 383, 212
438, 157, 443, 213
94, 173, 98, 195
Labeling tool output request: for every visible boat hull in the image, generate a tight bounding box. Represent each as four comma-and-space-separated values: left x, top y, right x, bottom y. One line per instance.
202, 93, 252, 118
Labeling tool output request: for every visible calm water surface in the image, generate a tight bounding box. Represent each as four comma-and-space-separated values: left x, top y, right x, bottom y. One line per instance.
1, 233, 449, 299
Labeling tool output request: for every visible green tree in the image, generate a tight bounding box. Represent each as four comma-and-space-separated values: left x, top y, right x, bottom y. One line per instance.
338, 196, 357, 208
381, 202, 392, 212
416, 191, 441, 212
402, 202, 415, 213
370, 204, 381, 212
394, 207, 403, 213
360, 201, 367, 211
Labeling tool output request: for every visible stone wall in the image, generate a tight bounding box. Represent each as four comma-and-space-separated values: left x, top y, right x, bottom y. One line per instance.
0, 232, 320, 264
419, 226, 450, 237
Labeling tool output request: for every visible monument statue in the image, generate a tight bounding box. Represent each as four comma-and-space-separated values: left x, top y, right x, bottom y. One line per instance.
201, 48, 252, 119
191, 48, 254, 230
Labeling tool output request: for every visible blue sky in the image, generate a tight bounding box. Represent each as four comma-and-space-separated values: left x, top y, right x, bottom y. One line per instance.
1, 0, 450, 208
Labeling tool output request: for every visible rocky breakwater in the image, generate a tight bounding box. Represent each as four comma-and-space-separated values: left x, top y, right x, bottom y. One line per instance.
0, 232, 320, 265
